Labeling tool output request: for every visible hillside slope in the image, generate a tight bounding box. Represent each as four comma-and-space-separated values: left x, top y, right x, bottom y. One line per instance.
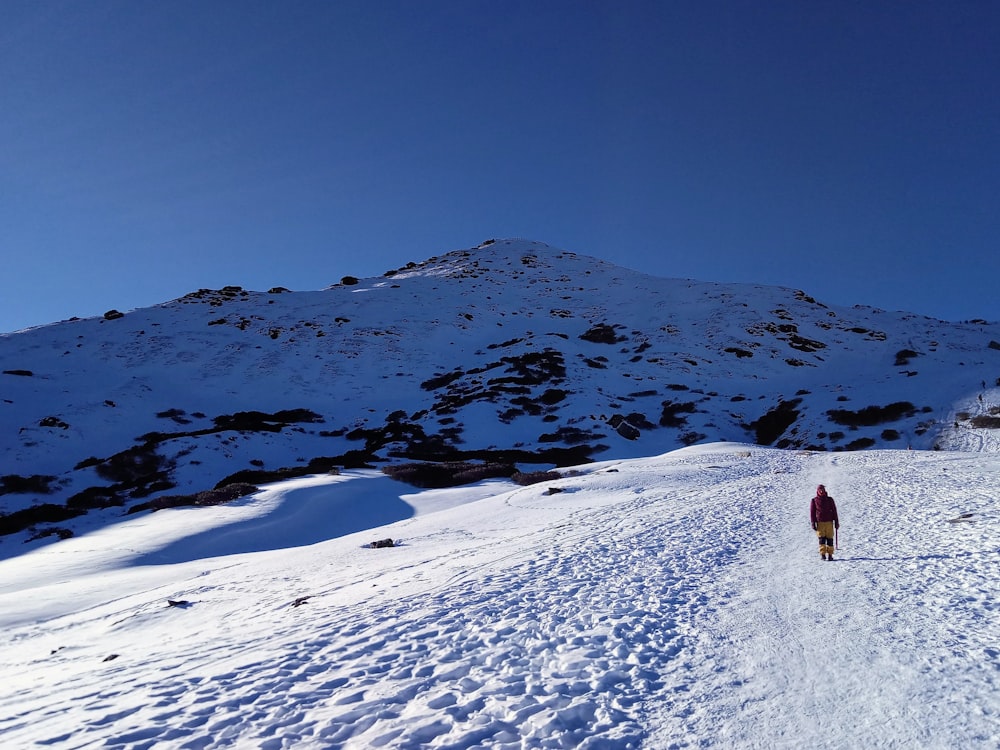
2, 240, 999, 540
0, 444, 997, 748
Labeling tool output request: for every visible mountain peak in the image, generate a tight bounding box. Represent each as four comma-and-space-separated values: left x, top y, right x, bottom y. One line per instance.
379, 239, 588, 282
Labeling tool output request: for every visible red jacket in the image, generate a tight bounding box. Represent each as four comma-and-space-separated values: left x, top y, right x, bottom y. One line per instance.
810, 493, 839, 525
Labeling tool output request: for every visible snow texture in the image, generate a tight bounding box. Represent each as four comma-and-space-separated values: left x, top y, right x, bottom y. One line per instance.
1, 444, 998, 748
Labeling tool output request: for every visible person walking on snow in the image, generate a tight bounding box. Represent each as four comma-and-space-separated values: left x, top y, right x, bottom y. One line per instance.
810, 484, 840, 561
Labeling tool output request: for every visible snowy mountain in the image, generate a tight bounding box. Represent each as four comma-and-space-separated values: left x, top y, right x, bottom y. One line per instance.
2, 239, 1000, 540
2, 240, 999, 748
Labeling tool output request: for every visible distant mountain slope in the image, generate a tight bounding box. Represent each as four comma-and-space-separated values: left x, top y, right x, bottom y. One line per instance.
2, 239, 999, 538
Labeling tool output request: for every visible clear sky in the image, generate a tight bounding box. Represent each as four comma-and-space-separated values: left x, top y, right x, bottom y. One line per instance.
2, 0, 998, 333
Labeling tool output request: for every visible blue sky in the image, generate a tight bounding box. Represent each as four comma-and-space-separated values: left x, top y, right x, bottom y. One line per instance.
2, 1, 998, 333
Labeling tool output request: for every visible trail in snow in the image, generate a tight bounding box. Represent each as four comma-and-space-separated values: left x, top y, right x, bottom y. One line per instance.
0, 445, 997, 749
648, 449, 1000, 749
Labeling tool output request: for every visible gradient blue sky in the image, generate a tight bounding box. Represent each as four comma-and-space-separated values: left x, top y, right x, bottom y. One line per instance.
2, 0, 998, 333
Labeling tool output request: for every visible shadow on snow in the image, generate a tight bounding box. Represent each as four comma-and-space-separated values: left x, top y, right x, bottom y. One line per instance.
836, 549, 1000, 563
135, 474, 414, 566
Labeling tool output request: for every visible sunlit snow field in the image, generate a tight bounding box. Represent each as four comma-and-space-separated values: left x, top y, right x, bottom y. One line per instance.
1, 443, 998, 749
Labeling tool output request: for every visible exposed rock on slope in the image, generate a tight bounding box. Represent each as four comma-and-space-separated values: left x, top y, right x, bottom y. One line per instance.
2, 239, 999, 535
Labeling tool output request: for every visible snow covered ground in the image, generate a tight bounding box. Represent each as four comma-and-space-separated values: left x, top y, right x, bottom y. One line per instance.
1, 443, 997, 749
